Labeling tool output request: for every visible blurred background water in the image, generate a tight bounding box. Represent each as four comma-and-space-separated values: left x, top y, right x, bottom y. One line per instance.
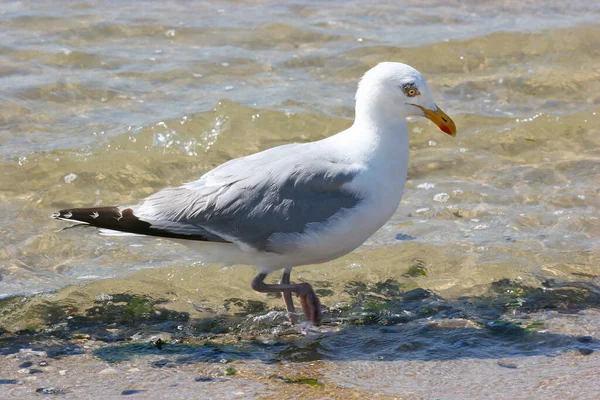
0, 1, 599, 396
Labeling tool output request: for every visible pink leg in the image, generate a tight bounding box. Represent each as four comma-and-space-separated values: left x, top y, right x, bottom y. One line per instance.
251, 272, 321, 325
280, 270, 298, 325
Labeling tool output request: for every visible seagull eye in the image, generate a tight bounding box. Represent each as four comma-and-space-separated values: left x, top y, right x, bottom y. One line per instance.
404, 87, 420, 97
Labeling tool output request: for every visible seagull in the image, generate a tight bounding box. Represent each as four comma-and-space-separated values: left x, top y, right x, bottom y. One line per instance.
53, 62, 456, 326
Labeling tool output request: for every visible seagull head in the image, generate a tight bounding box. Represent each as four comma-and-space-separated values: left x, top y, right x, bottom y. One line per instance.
355, 62, 456, 136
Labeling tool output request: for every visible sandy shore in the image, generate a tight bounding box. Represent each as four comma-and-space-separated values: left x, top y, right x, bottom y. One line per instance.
1, 341, 599, 399
2, 308, 599, 399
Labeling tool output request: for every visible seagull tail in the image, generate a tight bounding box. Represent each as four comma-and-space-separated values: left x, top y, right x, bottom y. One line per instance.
51, 206, 230, 243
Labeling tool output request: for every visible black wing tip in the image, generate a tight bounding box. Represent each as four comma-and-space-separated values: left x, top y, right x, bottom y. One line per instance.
51, 206, 229, 243
51, 207, 120, 224
51, 210, 75, 220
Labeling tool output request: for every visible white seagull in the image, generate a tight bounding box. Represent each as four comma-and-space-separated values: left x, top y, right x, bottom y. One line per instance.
53, 62, 456, 325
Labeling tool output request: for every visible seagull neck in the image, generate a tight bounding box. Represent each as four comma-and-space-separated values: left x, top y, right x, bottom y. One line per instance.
338, 112, 409, 169
351, 112, 408, 146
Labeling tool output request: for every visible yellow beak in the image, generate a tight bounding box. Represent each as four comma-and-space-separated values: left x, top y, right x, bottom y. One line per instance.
412, 104, 457, 136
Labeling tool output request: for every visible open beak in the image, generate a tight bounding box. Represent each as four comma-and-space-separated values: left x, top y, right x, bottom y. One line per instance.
411, 104, 457, 136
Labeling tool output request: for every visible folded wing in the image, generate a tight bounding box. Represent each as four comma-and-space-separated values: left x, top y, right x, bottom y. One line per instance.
54, 142, 363, 252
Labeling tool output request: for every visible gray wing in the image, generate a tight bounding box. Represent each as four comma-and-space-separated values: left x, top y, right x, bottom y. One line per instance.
132, 142, 363, 252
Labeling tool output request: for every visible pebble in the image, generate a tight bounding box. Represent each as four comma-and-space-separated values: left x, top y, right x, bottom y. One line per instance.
195, 376, 226, 382
122, 390, 145, 395
577, 336, 593, 343
98, 368, 118, 375
151, 359, 176, 368
12, 349, 48, 360
497, 361, 518, 369
36, 387, 69, 395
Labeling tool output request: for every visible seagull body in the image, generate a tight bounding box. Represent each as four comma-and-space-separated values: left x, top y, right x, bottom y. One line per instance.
53, 62, 456, 325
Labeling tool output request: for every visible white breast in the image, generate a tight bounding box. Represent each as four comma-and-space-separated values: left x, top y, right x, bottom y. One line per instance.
262, 131, 409, 269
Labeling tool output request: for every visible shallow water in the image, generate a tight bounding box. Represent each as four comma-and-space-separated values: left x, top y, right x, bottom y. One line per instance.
1, 0, 599, 397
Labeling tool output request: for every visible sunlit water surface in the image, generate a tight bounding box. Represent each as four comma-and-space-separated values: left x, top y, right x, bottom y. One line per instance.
1, 0, 599, 397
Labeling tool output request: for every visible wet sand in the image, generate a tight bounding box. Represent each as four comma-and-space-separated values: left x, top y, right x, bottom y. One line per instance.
1, 310, 599, 399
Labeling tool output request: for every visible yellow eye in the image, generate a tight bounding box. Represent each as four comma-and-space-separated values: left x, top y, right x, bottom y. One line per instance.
405, 87, 420, 97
